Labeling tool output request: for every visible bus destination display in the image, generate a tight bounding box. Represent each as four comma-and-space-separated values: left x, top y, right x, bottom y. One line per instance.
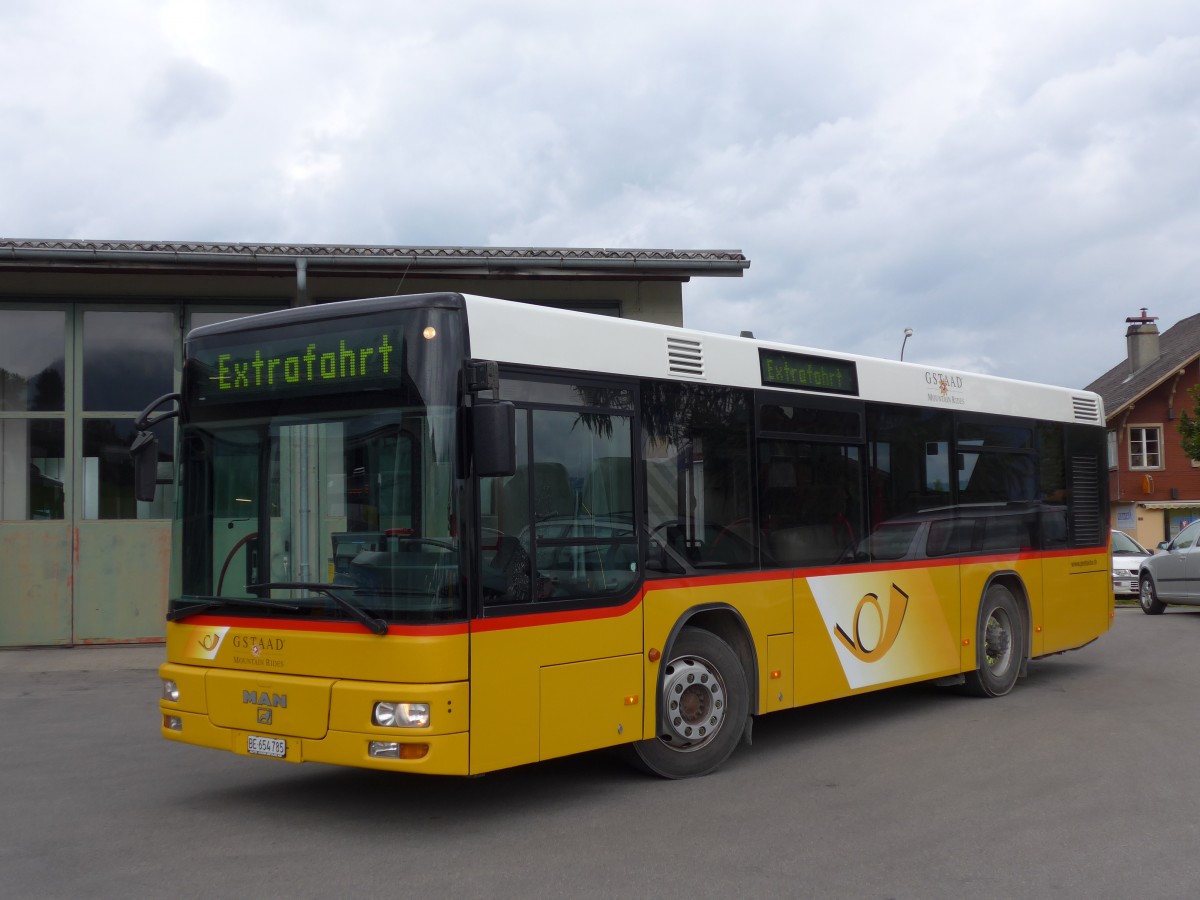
759, 348, 858, 396
190, 325, 403, 404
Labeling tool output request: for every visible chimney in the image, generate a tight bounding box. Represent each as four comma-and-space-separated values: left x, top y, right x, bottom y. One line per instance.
1126, 308, 1160, 374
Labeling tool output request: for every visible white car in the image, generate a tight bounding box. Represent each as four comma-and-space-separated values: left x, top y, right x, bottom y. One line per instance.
1111, 529, 1151, 597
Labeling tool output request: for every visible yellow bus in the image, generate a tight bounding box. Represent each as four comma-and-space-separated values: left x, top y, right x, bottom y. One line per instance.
137, 292, 1111, 778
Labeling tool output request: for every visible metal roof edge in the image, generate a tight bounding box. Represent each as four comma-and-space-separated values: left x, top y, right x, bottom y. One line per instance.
0, 238, 750, 274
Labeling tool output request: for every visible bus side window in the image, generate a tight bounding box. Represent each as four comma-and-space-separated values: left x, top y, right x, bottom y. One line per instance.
760, 440, 863, 567
642, 382, 756, 571
482, 398, 637, 605
866, 405, 953, 526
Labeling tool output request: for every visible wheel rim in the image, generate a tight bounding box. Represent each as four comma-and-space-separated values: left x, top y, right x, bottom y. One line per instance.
1140, 580, 1153, 610
660, 654, 726, 751
982, 607, 1014, 677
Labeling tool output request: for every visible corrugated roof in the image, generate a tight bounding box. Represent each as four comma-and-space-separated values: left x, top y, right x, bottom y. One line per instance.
1085, 312, 1200, 416
0, 238, 749, 275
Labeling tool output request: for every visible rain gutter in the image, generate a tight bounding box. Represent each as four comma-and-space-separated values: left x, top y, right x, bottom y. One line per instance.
0, 245, 749, 275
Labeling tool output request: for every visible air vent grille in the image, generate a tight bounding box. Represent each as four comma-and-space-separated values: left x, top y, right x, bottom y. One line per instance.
667, 336, 705, 378
1071, 456, 1103, 547
1072, 396, 1102, 422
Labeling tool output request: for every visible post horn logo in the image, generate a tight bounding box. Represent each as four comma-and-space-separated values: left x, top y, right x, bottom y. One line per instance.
198, 633, 221, 652
833, 584, 909, 662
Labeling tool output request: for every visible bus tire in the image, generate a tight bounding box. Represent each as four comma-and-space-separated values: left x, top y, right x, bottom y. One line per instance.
1139, 576, 1166, 615
629, 626, 748, 778
962, 583, 1023, 698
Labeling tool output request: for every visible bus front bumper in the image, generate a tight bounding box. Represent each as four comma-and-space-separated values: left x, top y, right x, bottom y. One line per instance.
159, 662, 471, 775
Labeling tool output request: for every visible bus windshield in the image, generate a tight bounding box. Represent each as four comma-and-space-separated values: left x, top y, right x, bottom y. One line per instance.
170, 301, 465, 626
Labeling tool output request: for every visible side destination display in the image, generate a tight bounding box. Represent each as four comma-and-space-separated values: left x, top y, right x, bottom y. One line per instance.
759, 348, 858, 396
189, 324, 404, 404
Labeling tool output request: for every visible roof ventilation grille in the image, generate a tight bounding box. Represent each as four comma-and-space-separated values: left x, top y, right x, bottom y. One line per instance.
667, 336, 705, 378
1071, 396, 1102, 423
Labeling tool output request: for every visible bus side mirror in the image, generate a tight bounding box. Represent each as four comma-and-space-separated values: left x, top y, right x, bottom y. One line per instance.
131, 430, 160, 502
472, 401, 517, 478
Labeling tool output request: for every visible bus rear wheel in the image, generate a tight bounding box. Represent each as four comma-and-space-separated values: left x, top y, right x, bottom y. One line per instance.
629, 627, 748, 778
962, 583, 1023, 698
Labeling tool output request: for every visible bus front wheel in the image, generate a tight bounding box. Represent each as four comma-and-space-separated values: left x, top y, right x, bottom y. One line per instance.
962, 583, 1023, 698
629, 627, 748, 778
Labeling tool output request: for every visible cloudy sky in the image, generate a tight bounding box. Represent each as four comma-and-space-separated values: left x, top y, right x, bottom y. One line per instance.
4, 1, 1200, 389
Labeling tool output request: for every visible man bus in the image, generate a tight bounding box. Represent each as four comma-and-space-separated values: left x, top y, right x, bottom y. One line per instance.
136, 292, 1110, 778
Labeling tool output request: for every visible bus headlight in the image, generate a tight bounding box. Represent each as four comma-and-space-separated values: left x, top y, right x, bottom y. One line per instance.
373, 701, 430, 728
162, 680, 180, 702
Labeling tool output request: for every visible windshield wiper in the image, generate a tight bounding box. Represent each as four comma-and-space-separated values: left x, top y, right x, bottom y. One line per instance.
248, 582, 389, 636
167, 595, 302, 622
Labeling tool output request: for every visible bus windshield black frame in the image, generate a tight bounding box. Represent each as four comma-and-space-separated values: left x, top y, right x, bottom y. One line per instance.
170, 298, 469, 627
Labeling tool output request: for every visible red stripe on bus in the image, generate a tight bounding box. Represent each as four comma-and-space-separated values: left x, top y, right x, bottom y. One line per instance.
469, 591, 645, 632
643, 546, 1109, 589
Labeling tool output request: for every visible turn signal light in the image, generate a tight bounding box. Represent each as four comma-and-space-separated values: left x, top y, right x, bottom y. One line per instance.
368, 741, 429, 760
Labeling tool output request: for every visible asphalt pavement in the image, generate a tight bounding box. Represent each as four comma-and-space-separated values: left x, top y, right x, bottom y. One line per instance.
0, 642, 163, 673
4, 607, 1200, 899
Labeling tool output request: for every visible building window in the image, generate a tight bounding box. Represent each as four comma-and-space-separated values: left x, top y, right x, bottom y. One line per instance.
82, 310, 177, 520
1129, 426, 1162, 470
1107, 430, 1118, 469
0, 309, 67, 521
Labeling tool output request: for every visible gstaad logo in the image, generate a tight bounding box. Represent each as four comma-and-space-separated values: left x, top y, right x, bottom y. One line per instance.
925, 371, 963, 392
231, 635, 285, 652
833, 583, 909, 662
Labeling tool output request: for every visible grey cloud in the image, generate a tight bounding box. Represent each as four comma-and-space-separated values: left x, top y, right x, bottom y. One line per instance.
141, 59, 232, 135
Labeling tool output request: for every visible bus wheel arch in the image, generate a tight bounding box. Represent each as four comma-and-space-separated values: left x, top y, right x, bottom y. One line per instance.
629, 607, 754, 778
962, 575, 1028, 698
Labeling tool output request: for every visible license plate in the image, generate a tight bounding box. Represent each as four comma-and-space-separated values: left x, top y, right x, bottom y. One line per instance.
247, 734, 287, 758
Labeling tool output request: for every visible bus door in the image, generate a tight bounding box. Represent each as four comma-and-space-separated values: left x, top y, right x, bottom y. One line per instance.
470, 376, 642, 775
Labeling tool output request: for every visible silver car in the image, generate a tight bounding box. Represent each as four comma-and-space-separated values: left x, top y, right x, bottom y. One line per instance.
1138, 520, 1200, 614
1111, 529, 1150, 597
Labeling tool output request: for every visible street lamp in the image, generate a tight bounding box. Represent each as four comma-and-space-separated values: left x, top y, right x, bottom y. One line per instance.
900, 328, 913, 361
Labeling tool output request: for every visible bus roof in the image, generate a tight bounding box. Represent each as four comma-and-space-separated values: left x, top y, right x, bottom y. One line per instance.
460, 294, 1105, 427
184, 292, 1104, 428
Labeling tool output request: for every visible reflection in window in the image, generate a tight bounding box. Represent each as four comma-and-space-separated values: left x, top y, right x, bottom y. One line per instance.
83, 418, 174, 519
83, 311, 175, 411
760, 440, 862, 567
643, 382, 755, 572
866, 405, 953, 527
498, 377, 634, 410
0, 310, 66, 412
483, 402, 636, 605
0, 419, 65, 520
957, 449, 1036, 504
